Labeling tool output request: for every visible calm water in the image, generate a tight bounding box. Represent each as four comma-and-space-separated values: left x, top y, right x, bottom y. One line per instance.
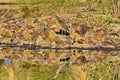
0, 48, 120, 80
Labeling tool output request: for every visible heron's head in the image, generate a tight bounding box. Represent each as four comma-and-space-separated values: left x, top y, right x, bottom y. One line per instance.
52, 15, 59, 21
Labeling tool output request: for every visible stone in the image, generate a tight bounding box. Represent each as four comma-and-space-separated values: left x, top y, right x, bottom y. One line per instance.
21, 31, 33, 40
1, 29, 13, 37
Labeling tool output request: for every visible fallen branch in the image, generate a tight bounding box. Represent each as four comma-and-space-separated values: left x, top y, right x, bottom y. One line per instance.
0, 43, 120, 51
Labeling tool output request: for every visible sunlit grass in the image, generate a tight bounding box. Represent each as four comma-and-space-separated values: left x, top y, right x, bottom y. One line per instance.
87, 61, 116, 80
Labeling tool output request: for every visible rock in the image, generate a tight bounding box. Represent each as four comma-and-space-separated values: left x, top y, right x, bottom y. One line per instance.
0, 38, 12, 43
69, 28, 83, 42
55, 35, 73, 45
36, 35, 44, 45
1, 29, 13, 37
21, 31, 33, 40
39, 41, 52, 47
25, 18, 34, 25
70, 42, 82, 47
51, 42, 57, 48
43, 30, 56, 41
92, 32, 106, 43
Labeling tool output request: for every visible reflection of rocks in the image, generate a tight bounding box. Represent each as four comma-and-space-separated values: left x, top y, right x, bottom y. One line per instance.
90, 51, 107, 61
1, 48, 13, 55
110, 51, 120, 56
36, 35, 44, 45
0, 38, 12, 43
22, 50, 35, 58
72, 55, 89, 65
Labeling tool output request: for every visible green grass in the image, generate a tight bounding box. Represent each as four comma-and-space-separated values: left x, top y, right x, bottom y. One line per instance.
17, 63, 77, 80
0, 70, 7, 80
87, 61, 113, 80
16, 0, 115, 17
0, 60, 7, 80
17, 0, 82, 17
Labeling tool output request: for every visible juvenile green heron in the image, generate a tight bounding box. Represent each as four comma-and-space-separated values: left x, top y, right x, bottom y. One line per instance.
53, 15, 69, 36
